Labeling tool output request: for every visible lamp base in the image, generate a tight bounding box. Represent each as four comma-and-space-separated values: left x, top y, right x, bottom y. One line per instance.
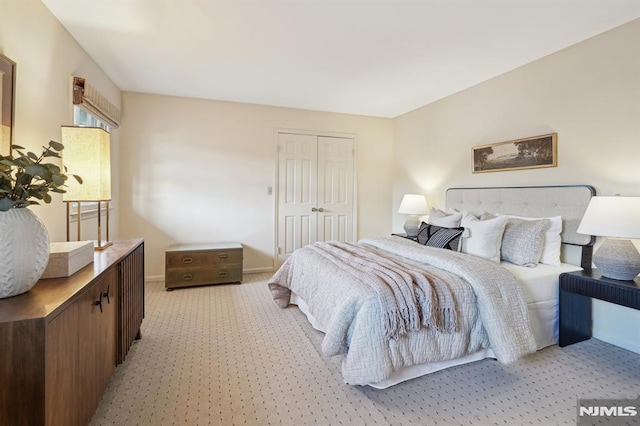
593, 239, 640, 281
403, 215, 421, 237
94, 240, 113, 251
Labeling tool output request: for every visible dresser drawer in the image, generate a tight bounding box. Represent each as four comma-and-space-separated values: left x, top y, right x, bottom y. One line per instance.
166, 249, 242, 269
166, 266, 242, 288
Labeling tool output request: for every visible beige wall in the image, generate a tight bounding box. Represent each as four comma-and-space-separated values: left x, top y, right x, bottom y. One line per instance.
119, 93, 394, 277
392, 19, 640, 353
393, 19, 639, 223
0, 0, 122, 242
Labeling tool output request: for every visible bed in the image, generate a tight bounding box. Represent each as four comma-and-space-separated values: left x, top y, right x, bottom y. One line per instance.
269, 185, 595, 388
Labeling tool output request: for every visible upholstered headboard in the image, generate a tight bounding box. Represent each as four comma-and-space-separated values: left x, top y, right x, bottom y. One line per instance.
446, 185, 596, 267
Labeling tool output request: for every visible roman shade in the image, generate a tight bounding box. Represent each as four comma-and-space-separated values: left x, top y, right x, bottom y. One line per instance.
72, 77, 121, 129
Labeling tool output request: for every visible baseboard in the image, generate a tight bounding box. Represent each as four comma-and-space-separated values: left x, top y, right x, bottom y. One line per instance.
144, 267, 273, 284
592, 299, 640, 355
145, 275, 164, 284
593, 334, 640, 355
243, 267, 274, 274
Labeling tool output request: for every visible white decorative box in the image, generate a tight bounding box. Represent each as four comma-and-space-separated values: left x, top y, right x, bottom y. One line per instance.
41, 241, 95, 279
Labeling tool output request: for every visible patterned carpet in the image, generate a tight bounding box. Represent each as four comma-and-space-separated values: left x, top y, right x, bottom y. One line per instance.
90, 273, 640, 426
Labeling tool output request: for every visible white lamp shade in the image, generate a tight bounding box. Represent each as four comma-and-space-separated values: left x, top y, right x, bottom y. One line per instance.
398, 194, 429, 215
577, 196, 640, 238
61, 126, 111, 202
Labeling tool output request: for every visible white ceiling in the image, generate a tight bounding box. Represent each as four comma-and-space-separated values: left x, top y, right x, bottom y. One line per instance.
42, 0, 640, 118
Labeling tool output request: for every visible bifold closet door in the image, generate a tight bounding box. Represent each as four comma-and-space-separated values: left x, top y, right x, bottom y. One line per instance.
316, 136, 354, 243
277, 133, 354, 266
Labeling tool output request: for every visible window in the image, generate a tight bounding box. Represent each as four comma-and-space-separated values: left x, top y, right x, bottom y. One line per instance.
74, 105, 111, 131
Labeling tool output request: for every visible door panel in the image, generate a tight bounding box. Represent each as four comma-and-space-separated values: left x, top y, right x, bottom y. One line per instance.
317, 136, 354, 243
277, 133, 355, 266
278, 134, 318, 264
46, 303, 80, 426
77, 268, 117, 425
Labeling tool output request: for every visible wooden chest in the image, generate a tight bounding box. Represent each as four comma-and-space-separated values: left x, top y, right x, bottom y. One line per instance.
165, 243, 243, 290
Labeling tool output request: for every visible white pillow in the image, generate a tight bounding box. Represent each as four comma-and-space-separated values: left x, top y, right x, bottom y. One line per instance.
460, 213, 508, 263
427, 208, 463, 228
497, 214, 562, 266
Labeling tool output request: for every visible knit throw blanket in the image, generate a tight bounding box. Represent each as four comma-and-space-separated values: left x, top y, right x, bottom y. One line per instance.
297, 241, 457, 339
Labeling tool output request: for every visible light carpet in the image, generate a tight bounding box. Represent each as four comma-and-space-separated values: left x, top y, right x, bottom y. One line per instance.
90, 273, 640, 426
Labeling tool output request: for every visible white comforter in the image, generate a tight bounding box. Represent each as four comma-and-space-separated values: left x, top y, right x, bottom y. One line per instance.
269, 236, 536, 385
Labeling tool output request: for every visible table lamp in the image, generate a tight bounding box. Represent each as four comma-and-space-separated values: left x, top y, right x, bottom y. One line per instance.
577, 196, 640, 280
61, 126, 112, 250
398, 194, 429, 237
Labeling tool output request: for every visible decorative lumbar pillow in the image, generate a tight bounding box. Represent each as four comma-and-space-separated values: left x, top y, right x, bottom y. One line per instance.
500, 218, 551, 267
460, 213, 508, 263
497, 214, 562, 266
427, 208, 463, 228
416, 222, 465, 251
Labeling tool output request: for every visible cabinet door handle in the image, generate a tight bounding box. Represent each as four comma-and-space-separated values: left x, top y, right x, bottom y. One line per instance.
182, 257, 193, 264
318, 207, 324, 212
218, 253, 228, 259
94, 293, 103, 313
311, 207, 325, 212
219, 271, 228, 277
103, 285, 110, 305
182, 273, 193, 281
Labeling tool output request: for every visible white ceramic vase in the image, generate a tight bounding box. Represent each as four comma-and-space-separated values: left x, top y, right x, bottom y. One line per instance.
0, 208, 50, 299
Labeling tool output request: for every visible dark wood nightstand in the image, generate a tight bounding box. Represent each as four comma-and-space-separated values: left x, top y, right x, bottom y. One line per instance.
559, 269, 640, 347
391, 233, 418, 241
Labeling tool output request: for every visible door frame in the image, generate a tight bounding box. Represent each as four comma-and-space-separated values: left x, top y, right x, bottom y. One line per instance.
273, 128, 359, 270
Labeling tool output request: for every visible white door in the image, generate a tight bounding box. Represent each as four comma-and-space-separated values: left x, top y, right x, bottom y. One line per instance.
277, 133, 355, 266
316, 136, 354, 242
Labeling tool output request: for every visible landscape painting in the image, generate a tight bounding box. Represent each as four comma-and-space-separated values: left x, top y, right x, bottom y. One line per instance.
473, 133, 557, 173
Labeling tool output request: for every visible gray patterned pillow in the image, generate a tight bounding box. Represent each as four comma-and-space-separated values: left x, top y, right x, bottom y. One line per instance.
501, 218, 551, 267
416, 222, 464, 251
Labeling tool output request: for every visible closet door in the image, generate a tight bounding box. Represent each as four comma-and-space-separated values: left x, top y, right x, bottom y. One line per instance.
277, 133, 319, 265
276, 132, 355, 266
316, 136, 354, 242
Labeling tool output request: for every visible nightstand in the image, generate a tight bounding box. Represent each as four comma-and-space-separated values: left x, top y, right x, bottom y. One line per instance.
558, 269, 640, 347
391, 233, 418, 241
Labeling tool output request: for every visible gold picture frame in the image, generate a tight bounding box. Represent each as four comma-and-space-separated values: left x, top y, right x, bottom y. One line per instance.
473, 133, 557, 173
1, 53, 16, 156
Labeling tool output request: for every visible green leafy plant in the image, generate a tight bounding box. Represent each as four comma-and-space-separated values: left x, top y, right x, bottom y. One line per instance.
0, 141, 82, 211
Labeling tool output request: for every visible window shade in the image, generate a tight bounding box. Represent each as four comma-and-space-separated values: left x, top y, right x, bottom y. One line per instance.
72, 77, 121, 129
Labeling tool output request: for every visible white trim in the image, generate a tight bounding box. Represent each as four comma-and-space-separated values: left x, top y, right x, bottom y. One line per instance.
67, 203, 114, 222
146, 268, 273, 285
272, 129, 279, 272
145, 275, 165, 284
243, 267, 274, 274
276, 127, 357, 140
592, 300, 640, 354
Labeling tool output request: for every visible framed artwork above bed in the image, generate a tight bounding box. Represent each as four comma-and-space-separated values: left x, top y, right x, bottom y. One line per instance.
472, 133, 557, 173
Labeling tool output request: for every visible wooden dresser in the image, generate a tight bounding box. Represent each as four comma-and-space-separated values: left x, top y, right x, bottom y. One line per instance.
165, 242, 242, 290
0, 239, 144, 426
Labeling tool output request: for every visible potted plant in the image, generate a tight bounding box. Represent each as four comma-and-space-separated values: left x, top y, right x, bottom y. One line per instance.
0, 141, 82, 298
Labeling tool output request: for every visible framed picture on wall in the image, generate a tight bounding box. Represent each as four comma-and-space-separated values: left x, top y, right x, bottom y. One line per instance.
472, 133, 557, 173
1, 54, 16, 156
